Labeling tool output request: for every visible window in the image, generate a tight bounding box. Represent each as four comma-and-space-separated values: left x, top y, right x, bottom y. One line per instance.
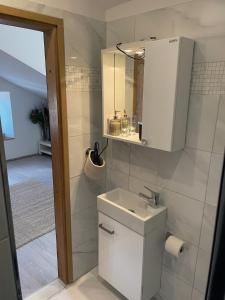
0, 92, 15, 139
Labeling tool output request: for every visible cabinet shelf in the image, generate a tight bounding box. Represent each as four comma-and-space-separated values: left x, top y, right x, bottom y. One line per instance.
104, 133, 141, 146
39, 140, 52, 156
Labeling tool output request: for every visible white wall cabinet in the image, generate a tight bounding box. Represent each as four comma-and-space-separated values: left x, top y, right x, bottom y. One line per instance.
101, 37, 194, 152
98, 212, 165, 300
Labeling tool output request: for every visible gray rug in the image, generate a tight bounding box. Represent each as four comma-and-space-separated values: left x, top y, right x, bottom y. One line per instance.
10, 180, 55, 249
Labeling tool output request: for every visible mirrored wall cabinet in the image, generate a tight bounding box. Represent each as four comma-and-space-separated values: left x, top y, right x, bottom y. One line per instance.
101, 37, 194, 152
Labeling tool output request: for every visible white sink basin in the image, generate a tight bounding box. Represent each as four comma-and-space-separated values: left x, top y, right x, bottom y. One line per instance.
97, 188, 167, 236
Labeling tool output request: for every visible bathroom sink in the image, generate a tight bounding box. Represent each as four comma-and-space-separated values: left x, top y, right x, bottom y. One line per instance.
97, 188, 166, 236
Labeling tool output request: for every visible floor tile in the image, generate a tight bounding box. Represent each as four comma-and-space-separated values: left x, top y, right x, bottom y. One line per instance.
17, 231, 58, 298
51, 268, 124, 300
7, 155, 56, 298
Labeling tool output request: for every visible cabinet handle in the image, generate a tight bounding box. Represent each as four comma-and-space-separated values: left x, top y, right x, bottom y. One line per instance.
99, 223, 114, 235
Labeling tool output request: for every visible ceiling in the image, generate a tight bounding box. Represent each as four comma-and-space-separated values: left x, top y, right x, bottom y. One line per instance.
0, 50, 47, 98
95, 0, 131, 10
0, 24, 46, 98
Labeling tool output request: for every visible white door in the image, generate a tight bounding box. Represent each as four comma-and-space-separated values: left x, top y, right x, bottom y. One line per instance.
98, 212, 144, 300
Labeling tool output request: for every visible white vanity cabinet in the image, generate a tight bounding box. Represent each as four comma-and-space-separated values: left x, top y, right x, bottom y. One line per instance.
98, 212, 166, 300
142, 37, 194, 151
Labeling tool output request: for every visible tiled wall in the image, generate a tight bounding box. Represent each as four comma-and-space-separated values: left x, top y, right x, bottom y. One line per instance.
66, 66, 101, 92
0, 0, 106, 281
191, 61, 225, 95
106, 1, 225, 299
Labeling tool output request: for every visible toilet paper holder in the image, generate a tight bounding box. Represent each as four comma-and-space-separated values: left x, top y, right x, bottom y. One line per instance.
165, 232, 185, 254
166, 232, 172, 240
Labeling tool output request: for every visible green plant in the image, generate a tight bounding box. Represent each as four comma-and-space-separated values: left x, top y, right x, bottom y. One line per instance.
29, 105, 50, 141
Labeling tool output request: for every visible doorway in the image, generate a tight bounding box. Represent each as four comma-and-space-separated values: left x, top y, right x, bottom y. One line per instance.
0, 4, 72, 299
0, 26, 57, 295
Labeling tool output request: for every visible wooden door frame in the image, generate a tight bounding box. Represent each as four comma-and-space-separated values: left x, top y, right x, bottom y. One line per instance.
0, 5, 73, 284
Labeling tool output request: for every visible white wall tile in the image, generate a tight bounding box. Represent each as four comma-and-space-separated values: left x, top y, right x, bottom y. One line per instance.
63, 12, 105, 68
67, 91, 102, 137
69, 134, 101, 178
72, 250, 98, 281
194, 248, 211, 294
186, 95, 219, 152
199, 204, 217, 253
71, 206, 98, 251
135, 9, 174, 41
159, 268, 192, 300
163, 242, 198, 285
158, 149, 211, 202
192, 289, 204, 300
107, 140, 130, 175
129, 176, 161, 196
70, 175, 104, 215
106, 16, 135, 48
206, 153, 224, 206
160, 189, 204, 245
194, 36, 225, 63
106, 168, 129, 191
213, 96, 225, 154
130, 145, 159, 185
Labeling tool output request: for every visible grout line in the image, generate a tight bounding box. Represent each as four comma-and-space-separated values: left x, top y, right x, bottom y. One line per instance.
70, 174, 83, 180
185, 145, 215, 154
191, 148, 213, 298
162, 266, 193, 288
128, 172, 208, 205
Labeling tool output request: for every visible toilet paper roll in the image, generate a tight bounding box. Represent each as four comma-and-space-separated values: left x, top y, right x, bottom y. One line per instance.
165, 235, 185, 258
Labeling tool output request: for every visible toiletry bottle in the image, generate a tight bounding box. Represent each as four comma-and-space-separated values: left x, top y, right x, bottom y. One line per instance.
121, 109, 130, 129
121, 109, 130, 136
109, 111, 121, 136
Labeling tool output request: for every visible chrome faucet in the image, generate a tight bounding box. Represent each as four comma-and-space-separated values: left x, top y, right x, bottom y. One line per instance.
139, 186, 160, 208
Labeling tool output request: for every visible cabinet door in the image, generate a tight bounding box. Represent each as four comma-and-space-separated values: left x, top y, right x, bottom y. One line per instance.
98, 213, 144, 300
142, 38, 180, 151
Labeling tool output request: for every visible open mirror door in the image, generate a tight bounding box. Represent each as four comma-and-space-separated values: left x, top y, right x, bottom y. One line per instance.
0, 121, 22, 300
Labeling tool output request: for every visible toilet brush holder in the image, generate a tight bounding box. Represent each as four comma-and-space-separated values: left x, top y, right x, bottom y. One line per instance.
84, 150, 105, 180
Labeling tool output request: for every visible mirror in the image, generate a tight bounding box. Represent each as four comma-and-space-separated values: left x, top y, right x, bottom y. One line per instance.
105, 51, 144, 138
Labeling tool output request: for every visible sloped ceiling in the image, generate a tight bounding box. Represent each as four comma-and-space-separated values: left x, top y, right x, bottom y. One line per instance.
0, 49, 47, 98
0, 24, 46, 75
